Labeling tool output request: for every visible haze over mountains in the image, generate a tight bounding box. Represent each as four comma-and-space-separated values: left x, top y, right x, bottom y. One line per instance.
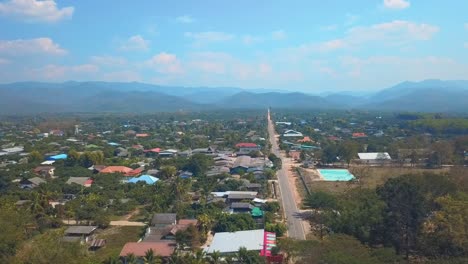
0, 79, 467, 114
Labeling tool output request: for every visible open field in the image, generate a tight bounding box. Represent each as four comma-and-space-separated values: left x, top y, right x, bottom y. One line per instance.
299, 166, 451, 195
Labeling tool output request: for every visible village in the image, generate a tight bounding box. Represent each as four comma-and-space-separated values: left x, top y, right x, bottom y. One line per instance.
1, 109, 467, 263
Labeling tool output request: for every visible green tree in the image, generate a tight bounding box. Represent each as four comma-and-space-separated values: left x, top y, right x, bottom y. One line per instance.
29, 150, 43, 163
305, 191, 338, 210
160, 165, 177, 179
377, 176, 427, 258
338, 141, 359, 167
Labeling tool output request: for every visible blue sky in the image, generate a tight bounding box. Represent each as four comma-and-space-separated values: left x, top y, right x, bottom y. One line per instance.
0, 0, 467, 91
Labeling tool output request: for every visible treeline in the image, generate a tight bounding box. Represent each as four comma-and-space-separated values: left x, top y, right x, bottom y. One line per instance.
292, 170, 468, 263
410, 118, 468, 134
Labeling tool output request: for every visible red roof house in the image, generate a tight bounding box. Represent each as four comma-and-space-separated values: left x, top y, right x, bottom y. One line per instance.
352, 132, 367, 138
236, 143, 258, 148
136, 133, 150, 138
100, 166, 133, 174
119, 242, 175, 258
125, 167, 143, 177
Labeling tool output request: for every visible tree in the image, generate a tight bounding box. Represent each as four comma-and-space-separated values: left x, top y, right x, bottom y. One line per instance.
305, 191, 337, 210
184, 153, 213, 176
419, 194, 468, 256
214, 214, 256, 232
329, 189, 385, 245
144, 248, 162, 264
29, 150, 43, 163
377, 176, 427, 258
160, 166, 177, 179
338, 141, 359, 167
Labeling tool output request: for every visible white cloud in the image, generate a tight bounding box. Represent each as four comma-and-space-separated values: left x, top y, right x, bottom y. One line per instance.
0, 38, 67, 56
146, 52, 183, 74
176, 15, 195, 23
271, 30, 286, 40
242, 35, 263, 45
0, 0, 73, 22
383, 0, 410, 10
185, 31, 234, 46
120, 35, 150, 51
292, 20, 439, 54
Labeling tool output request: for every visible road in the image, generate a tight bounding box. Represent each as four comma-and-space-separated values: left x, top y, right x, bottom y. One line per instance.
267, 109, 306, 240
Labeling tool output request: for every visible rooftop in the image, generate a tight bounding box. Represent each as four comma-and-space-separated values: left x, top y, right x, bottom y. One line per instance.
120, 242, 176, 257
205, 229, 265, 254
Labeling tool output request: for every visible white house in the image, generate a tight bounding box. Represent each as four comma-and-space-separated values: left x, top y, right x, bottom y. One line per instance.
282, 130, 303, 137
358, 152, 392, 164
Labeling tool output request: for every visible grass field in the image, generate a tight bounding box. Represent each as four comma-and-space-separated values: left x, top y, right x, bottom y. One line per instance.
92, 226, 144, 262
299, 166, 450, 195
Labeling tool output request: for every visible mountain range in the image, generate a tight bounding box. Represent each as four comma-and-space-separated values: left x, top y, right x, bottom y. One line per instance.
0, 79, 467, 114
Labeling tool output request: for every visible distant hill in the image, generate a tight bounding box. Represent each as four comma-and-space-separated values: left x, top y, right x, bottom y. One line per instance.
216, 91, 333, 109
0, 80, 467, 113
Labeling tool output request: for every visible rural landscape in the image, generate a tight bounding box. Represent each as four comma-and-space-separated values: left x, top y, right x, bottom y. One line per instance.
1, 0, 468, 263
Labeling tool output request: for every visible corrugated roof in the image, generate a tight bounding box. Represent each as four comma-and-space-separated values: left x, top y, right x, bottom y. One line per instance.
205, 229, 265, 254
120, 242, 175, 257
65, 226, 97, 235
358, 152, 391, 160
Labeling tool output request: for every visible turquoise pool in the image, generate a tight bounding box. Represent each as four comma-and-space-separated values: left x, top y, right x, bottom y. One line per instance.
318, 169, 355, 181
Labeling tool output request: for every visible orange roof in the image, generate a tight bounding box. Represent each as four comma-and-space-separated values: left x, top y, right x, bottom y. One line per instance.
136, 133, 150, 137
297, 136, 313, 143
178, 219, 198, 226
124, 167, 143, 177
100, 166, 133, 174
120, 242, 175, 257
352, 132, 367, 138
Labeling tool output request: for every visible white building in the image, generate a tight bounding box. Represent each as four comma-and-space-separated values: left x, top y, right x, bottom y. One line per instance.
358, 152, 392, 164
282, 130, 303, 137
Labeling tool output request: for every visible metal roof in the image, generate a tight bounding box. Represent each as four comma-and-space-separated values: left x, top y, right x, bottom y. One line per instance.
65, 226, 97, 235
205, 229, 265, 254
358, 152, 391, 160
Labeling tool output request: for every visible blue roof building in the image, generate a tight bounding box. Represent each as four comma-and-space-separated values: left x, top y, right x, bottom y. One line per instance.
47, 154, 68, 160
127, 175, 159, 185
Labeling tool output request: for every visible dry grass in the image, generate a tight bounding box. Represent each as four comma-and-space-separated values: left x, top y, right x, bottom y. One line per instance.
93, 226, 144, 262
300, 166, 450, 195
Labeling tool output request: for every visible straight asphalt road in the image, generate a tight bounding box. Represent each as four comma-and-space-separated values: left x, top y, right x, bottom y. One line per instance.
267, 109, 306, 240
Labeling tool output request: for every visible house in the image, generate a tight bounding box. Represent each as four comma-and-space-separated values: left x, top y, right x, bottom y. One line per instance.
99, 166, 133, 174
125, 167, 144, 177
33, 166, 55, 177
297, 136, 313, 143
352, 132, 367, 138
205, 229, 272, 255
49, 129, 64, 136
358, 152, 392, 164
159, 149, 178, 157
136, 133, 150, 138
230, 202, 255, 213
245, 183, 262, 191
283, 130, 303, 137
146, 169, 160, 176
119, 242, 176, 261
63, 226, 97, 243
231, 156, 252, 174
115, 147, 129, 157
20, 177, 46, 189
151, 213, 177, 227
192, 146, 215, 155
127, 175, 159, 185
179, 171, 193, 179
1, 146, 24, 154
289, 151, 301, 161
46, 153, 68, 161
275, 122, 292, 126
66, 177, 93, 187
236, 143, 261, 154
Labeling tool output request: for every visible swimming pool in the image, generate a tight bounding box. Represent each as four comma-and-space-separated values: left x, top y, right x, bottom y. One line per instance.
318, 169, 355, 181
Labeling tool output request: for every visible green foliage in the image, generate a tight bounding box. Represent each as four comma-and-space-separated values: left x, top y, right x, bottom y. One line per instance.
305, 191, 338, 210
265, 222, 287, 237
214, 214, 256, 232
411, 118, 468, 134
184, 153, 214, 176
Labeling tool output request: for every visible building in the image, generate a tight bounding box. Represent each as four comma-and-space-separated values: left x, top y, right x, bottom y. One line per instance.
33, 166, 55, 178
282, 130, 303, 137
47, 153, 68, 161
119, 242, 176, 261
358, 152, 392, 164
352, 132, 367, 138
151, 213, 177, 227
19, 177, 46, 189
127, 175, 159, 185
66, 177, 93, 187
63, 226, 97, 243
205, 229, 275, 255
99, 166, 133, 174
235, 143, 261, 154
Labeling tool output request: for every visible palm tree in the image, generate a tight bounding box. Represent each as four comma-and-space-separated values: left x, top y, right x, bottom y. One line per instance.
125, 253, 138, 264
144, 248, 155, 264
193, 249, 207, 264
208, 250, 222, 264
103, 256, 120, 264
